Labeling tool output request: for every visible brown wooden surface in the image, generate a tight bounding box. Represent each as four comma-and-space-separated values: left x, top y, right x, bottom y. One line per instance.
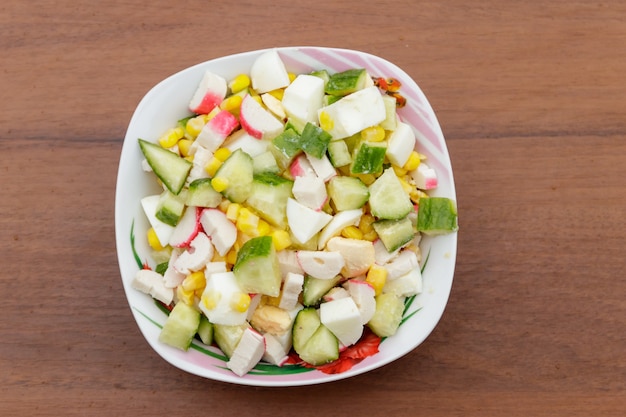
2, 1, 625, 415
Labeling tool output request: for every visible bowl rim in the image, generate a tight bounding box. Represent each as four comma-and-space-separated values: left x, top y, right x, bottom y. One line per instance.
115, 46, 457, 387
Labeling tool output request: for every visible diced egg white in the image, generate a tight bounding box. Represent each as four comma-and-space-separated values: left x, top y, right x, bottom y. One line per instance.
227, 328, 266, 377
320, 297, 363, 346
199, 272, 249, 326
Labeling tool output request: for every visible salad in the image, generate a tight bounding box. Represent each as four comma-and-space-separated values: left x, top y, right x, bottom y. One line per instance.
132, 49, 458, 377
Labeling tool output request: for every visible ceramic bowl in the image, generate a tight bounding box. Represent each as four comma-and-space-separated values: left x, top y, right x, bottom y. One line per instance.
115, 46, 457, 386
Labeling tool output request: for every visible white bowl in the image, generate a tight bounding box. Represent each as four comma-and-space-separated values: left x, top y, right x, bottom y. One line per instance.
115, 46, 457, 386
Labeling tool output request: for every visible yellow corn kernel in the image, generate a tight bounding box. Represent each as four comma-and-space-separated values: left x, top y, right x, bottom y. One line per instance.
410, 189, 428, 204
205, 157, 223, 177
226, 248, 238, 266
158, 126, 185, 148
267, 88, 284, 101
147, 227, 164, 251
398, 177, 414, 195
257, 219, 271, 236
362, 230, 378, 242
184, 155, 194, 163
361, 125, 386, 142
177, 285, 196, 306
366, 265, 388, 296
230, 292, 251, 313
358, 213, 376, 234
392, 165, 407, 177
288, 72, 297, 83
403, 151, 421, 171
270, 229, 292, 251
185, 115, 207, 138
218, 198, 231, 213
177, 138, 193, 157
220, 94, 243, 113
319, 111, 334, 132
214, 147, 232, 162
201, 290, 221, 310
211, 177, 229, 193
226, 203, 240, 221
182, 271, 206, 292
229, 74, 251, 94
236, 208, 260, 236
341, 225, 364, 240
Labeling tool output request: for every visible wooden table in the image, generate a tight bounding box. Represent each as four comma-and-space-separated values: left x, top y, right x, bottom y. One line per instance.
2, 1, 624, 415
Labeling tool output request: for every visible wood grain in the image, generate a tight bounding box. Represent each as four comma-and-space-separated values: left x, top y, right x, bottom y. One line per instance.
1, 1, 624, 416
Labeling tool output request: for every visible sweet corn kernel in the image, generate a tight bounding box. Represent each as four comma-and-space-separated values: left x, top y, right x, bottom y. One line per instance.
177, 285, 196, 306
355, 173, 376, 185
184, 155, 194, 163
220, 95, 243, 113
158, 127, 185, 148
358, 213, 376, 234
230, 292, 251, 313
147, 227, 164, 251
410, 189, 428, 204
211, 177, 229, 193
366, 265, 388, 296
205, 157, 223, 177
341, 225, 364, 240
403, 151, 421, 171
182, 271, 206, 292
288, 72, 297, 83
236, 210, 260, 236
270, 229, 292, 251
392, 165, 407, 177
226, 248, 238, 265
214, 147, 231, 162
226, 203, 240, 221
361, 125, 386, 142
267, 88, 284, 101
205, 106, 221, 121
218, 199, 231, 213
202, 290, 221, 310
398, 177, 414, 195
229, 74, 251, 93
257, 219, 271, 236
185, 116, 207, 138
177, 139, 193, 157
362, 230, 378, 242
319, 111, 334, 132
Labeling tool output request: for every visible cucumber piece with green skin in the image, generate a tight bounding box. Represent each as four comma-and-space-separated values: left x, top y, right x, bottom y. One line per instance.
138, 139, 192, 195
233, 236, 282, 297
292, 308, 339, 365
325, 68, 369, 96
213, 323, 248, 358
186, 178, 222, 208
269, 128, 302, 170
158, 302, 201, 351
310, 69, 330, 86
380, 95, 398, 131
155, 190, 186, 226
299, 122, 332, 159
368, 168, 413, 220
350, 140, 387, 174
284, 118, 306, 135
327, 140, 352, 167
327, 176, 369, 211
196, 315, 214, 345
252, 151, 280, 175
302, 275, 343, 306
417, 197, 459, 235
367, 292, 405, 338
214, 148, 253, 203
372, 216, 415, 252
246, 173, 293, 229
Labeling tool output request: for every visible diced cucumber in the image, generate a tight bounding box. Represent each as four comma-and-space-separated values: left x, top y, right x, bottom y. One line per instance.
155, 190, 185, 226
252, 151, 280, 175
417, 197, 459, 235
367, 293, 405, 338
292, 308, 339, 365
302, 275, 342, 306
269, 128, 302, 170
368, 168, 413, 220
299, 122, 332, 159
155, 261, 169, 275
213, 323, 248, 358
327, 176, 369, 211
350, 140, 387, 174
233, 236, 282, 297
325, 68, 369, 96
380, 95, 398, 131
284, 118, 306, 135
214, 148, 253, 203
310, 69, 330, 86
186, 178, 222, 208
158, 302, 201, 351
246, 173, 293, 229
327, 140, 352, 167
372, 216, 415, 252
138, 139, 192, 195
196, 315, 214, 345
